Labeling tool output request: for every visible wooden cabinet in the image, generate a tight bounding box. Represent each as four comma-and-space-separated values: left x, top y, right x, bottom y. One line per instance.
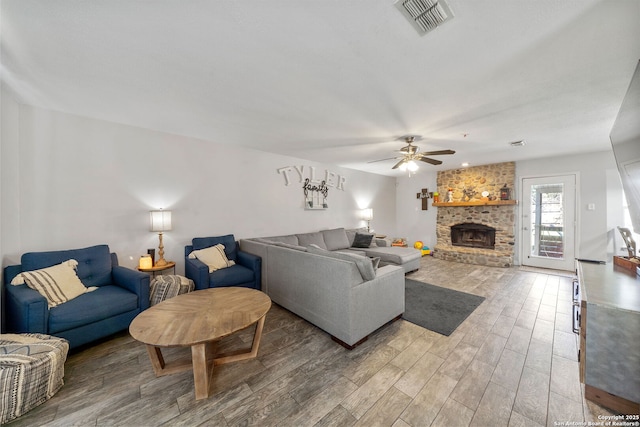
576, 261, 640, 414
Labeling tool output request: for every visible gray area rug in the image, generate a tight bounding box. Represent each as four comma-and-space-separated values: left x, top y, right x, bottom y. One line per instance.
404, 279, 485, 336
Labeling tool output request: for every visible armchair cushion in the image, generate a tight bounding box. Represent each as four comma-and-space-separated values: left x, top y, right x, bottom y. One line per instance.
209, 264, 256, 287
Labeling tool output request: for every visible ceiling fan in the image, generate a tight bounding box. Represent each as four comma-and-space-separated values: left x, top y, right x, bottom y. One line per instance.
368, 135, 455, 171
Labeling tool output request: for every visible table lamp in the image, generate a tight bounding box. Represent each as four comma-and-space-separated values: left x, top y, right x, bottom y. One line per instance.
138, 255, 153, 269
150, 209, 172, 267
362, 208, 373, 232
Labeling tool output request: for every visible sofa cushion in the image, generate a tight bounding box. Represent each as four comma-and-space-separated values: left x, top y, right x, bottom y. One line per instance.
21, 245, 113, 288
253, 238, 306, 251
297, 232, 327, 249
48, 285, 138, 333
14, 260, 94, 308
363, 246, 422, 265
321, 228, 350, 251
352, 232, 374, 248
265, 235, 299, 246
307, 245, 376, 281
188, 244, 236, 272
272, 242, 307, 251
209, 264, 255, 287
192, 235, 237, 261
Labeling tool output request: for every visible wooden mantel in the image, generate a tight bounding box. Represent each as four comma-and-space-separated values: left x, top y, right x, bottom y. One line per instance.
433, 200, 518, 207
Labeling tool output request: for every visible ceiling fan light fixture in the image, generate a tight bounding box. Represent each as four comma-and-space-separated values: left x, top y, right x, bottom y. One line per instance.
407, 160, 419, 172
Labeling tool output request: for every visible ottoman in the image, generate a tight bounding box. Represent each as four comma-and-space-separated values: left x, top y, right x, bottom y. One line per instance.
0, 333, 69, 424
149, 275, 195, 305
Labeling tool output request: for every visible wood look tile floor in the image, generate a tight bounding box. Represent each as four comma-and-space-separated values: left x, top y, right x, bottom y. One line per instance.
7, 257, 616, 427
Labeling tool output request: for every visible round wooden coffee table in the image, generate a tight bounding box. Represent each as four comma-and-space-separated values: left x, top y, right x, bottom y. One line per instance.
129, 287, 271, 400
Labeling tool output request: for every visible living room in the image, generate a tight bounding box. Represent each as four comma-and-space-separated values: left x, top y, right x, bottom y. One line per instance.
2, 1, 639, 426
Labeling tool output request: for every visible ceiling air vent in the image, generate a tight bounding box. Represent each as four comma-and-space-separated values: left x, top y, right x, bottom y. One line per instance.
395, 0, 454, 36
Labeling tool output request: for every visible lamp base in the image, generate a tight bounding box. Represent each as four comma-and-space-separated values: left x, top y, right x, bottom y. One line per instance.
155, 258, 169, 267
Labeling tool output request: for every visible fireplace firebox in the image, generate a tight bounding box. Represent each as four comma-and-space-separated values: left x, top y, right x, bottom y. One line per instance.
451, 223, 496, 249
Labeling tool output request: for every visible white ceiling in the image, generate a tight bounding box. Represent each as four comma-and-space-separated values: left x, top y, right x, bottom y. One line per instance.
2, 0, 639, 176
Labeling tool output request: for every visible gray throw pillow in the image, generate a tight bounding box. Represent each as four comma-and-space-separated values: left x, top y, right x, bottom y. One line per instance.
371, 256, 381, 270
308, 245, 376, 281
321, 228, 350, 251
352, 232, 374, 248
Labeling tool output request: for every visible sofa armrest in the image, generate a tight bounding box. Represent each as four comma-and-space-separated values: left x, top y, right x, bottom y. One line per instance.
5, 284, 48, 333
349, 264, 405, 340
374, 238, 391, 247
112, 266, 151, 311
185, 257, 210, 290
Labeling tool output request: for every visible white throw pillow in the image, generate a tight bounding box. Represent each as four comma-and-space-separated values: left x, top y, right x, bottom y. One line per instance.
189, 244, 236, 273
11, 259, 92, 308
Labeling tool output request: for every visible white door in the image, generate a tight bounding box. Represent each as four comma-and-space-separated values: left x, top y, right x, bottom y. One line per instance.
522, 175, 576, 271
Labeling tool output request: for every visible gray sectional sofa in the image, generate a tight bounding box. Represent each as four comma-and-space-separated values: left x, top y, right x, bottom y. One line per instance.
239, 227, 421, 348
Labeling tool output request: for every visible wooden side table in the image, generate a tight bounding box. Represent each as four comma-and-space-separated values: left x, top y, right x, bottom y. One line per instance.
137, 261, 176, 276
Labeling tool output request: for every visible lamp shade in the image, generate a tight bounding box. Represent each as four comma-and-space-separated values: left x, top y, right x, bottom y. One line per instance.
150, 210, 172, 232
362, 208, 373, 221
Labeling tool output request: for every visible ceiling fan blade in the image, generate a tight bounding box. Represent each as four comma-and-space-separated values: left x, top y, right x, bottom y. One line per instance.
418, 157, 443, 165
392, 159, 407, 169
367, 156, 402, 164
420, 149, 456, 156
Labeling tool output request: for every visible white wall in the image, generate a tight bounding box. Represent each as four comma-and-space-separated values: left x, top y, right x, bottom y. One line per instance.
395, 171, 438, 250
1, 90, 20, 253
0, 101, 397, 274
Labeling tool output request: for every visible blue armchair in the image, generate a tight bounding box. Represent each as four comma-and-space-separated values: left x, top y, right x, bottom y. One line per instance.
4, 244, 150, 349
185, 234, 261, 290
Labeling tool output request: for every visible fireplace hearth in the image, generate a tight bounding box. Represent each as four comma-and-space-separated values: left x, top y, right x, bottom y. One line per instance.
451, 223, 496, 249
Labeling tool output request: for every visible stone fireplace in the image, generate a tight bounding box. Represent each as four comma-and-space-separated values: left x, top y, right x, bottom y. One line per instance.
433, 162, 516, 267
451, 223, 496, 249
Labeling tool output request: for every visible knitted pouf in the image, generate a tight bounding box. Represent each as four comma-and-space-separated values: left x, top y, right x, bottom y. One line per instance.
0, 333, 69, 424
149, 275, 195, 306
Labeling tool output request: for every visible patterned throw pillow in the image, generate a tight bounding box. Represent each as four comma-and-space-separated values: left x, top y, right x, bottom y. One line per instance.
11, 260, 91, 308
188, 244, 236, 273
